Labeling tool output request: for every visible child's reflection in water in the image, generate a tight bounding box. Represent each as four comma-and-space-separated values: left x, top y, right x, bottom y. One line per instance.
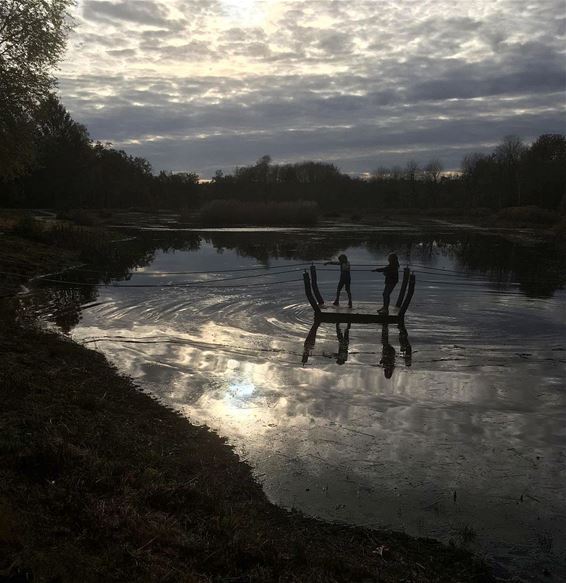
380, 323, 396, 379
302, 322, 412, 377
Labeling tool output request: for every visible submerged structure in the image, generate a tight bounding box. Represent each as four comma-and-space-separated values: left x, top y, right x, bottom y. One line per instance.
303, 265, 416, 324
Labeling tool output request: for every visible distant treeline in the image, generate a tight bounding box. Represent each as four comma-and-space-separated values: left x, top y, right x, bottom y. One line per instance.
209, 138, 565, 212
1, 95, 564, 213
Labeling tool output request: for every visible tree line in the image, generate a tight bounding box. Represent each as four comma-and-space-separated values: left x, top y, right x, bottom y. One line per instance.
1, 1, 564, 213
207, 136, 565, 212
1, 94, 199, 209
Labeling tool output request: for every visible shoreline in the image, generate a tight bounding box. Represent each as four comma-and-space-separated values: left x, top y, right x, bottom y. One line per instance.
0, 215, 494, 582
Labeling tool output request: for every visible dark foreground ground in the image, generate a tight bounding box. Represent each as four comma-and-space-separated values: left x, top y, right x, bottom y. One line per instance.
0, 214, 493, 582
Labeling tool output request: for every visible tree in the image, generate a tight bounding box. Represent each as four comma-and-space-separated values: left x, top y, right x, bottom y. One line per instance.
405, 159, 419, 182
494, 135, 526, 206
523, 134, 566, 209
22, 94, 91, 207
405, 159, 420, 201
424, 158, 443, 183
0, 0, 74, 178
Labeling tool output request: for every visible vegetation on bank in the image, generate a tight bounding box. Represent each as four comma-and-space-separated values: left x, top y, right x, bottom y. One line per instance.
10, 214, 117, 265
199, 200, 319, 226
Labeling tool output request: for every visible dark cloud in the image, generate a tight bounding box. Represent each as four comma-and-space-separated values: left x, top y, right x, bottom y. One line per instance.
60, 0, 566, 176
82, 0, 171, 26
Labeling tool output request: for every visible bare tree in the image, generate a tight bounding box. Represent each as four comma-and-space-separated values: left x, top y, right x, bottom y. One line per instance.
405, 159, 419, 200
405, 159, 419, 181
371, 166, 389, 180
495, 135, 526, 205
424, 158, 443, 183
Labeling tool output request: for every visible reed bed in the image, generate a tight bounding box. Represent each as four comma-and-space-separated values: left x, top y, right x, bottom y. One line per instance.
199, 200, 319, 226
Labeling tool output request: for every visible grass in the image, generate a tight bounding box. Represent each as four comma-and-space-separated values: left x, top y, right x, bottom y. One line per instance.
10, 215, 117, 264
56, 209, 99, 226
457, 525, 477, 545
199, 200, 319, 226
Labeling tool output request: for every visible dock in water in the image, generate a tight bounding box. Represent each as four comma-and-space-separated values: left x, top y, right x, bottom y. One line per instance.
303, 265, 416, 324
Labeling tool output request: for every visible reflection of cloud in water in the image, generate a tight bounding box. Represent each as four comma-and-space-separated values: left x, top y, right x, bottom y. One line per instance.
65, 234, 566, 581
73, 312, 565, 578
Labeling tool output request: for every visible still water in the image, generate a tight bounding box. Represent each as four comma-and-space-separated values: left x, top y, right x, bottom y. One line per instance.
21, 223, 566, 581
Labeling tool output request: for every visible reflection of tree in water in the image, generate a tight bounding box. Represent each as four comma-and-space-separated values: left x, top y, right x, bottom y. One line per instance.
23, 226, 565, 334
453, 236, 566, 298
23, 232, 201, 333
203, 232, 362, 264
302, 321, 412, 379
207, 230, 565, 298
365, 233, 566, 299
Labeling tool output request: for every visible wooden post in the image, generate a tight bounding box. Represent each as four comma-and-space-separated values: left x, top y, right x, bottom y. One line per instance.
302, 320, 320, 365
303, 271, 321, 314
310, 265, 324, 305
398, 273, 416, 317
396, 267, 411, 308
398, 321, 412, 366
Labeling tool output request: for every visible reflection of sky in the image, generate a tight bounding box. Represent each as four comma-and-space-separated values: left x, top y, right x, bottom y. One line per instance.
57, 234, 566, 581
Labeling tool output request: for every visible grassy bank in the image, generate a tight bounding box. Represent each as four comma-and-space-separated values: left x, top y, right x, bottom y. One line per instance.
0, 212, 492, 582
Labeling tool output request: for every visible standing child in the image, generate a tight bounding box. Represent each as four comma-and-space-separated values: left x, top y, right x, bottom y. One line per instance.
373, 253, 400, 313
325, 254, 352, 308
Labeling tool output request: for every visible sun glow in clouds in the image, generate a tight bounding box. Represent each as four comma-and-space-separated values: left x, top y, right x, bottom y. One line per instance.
220, 0, 267, 25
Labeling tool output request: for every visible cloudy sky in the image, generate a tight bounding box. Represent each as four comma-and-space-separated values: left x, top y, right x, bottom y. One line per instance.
58, 0, 566, 177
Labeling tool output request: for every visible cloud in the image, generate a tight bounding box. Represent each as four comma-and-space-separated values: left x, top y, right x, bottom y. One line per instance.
59, 0, 566, 176
82, 0, 171, 26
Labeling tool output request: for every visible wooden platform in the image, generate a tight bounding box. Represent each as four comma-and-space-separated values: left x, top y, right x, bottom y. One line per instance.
303, 266, 415, 324
317, 303, 402, 323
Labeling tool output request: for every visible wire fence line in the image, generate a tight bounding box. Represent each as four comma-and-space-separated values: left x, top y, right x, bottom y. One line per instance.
0, 261, 549, 293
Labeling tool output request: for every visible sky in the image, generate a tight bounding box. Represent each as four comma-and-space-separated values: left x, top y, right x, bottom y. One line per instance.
58, 0, 566, 177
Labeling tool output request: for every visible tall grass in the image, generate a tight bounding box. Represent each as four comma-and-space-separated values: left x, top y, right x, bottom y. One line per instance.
496, 206, 557, 226
199, 199, 319, 226
56, 209, 98, 226
11, 216, 115, 263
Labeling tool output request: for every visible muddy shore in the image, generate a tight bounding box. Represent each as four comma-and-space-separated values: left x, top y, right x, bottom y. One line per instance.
0, 215, 493, 582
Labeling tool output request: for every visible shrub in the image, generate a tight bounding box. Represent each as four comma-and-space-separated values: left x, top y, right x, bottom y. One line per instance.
43, 224, 115, 263
11, 217, 116, 264
496, 206, 557, 226
552, 217, 566, 239
179, 206, 195, 222
56, 209, 98, 226
11, 215, 44, 240
199, 200, 319, 226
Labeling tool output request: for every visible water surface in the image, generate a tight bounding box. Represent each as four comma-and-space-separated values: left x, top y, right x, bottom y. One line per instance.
20, 224, 566, 581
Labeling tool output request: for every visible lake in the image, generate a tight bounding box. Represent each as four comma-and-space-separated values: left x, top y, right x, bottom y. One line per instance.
20, 220, 566, 581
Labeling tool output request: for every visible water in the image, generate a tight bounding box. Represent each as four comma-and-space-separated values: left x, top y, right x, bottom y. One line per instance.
16, 223, 566, 581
